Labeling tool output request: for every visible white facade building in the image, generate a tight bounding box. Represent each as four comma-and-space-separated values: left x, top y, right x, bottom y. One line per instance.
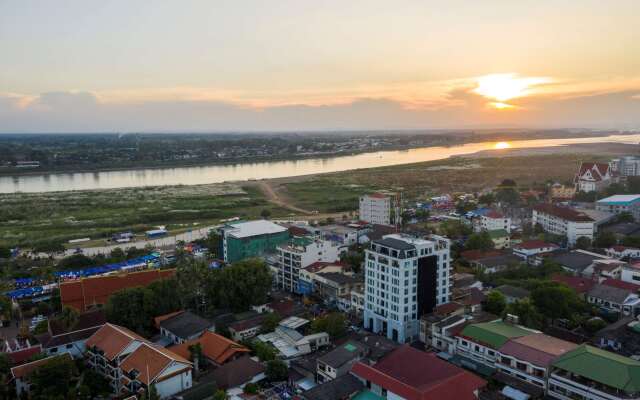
364, 234, 451, 343
276, 237, 347, 292
532, 204, 596, 246
359, 193, 392, 226
610, 155, 640, 177
475, 211, 511, 233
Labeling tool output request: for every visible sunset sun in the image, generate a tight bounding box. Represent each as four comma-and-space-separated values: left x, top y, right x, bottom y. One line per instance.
474, 73, 550, 109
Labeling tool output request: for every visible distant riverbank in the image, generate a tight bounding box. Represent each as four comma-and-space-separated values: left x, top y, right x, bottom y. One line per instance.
1, 132, 639, 194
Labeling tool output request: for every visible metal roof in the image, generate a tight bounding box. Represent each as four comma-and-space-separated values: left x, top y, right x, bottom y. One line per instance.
226, 220, 287, 239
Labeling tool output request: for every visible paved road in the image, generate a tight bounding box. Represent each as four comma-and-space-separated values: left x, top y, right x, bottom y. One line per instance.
36, 225, 219, 259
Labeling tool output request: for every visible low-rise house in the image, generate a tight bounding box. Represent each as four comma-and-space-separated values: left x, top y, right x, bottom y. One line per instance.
494, 285, 530, 304
155, 310, 214, 345
513, 240, 560, 264
488, 229, 510, 249
10, 354, 73, 397
590, 259, 626, 280
421, 313, 467, 354
85, 323, 192, 399
301, 373, 364, 400
587, 283, 640, 317
351, 344, 487, 400
622, 262, 640, 285
211, 356, 265, 398
228, 315, 265, 342
602, 222, 640, 241
119, 343, 193, 399
168, 331, 249, 367
316, 341, 368, 383
468, 253, 522, 274
574, 162, 615, 193
550, 250, 613, 276
257, 316, 330, 358
36, 309, 106, 358
453, 287, 486, 314
349, 288, 365, 315
607, 246, 640, 259
548, 344, 640, 400
313, 272, 363, 305
297, 262, 348, 296
593, 316, 640, 357
60, 269, 175, 312
552, 274, 596, 299
496, 333, 577, 392
1, 339, 42, 366
550, 183, 576, 201
455, 320, 537, 369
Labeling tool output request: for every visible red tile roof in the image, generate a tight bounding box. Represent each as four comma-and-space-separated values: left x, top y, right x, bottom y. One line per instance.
485, 210, 505, 219
11, 353, 72, 380
169, 331, 249, 365
551, 274, 596, 294
6, 345, 43, 366
351, 345, 486, 400
514, 240, 558, 250
434, 302, 464, 316
120, 343, 191, 386
575, 162, 612, 183
460, 249, 504, 261
60, 269, 175, 311
601, 278, 640, 292
85, 323, 148, 361
532, 203, 594, 222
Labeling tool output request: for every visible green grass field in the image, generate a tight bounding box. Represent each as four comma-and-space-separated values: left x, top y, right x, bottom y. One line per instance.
0, 183, 290, 249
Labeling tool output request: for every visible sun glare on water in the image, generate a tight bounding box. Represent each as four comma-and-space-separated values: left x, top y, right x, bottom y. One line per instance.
494, 142, 511, 149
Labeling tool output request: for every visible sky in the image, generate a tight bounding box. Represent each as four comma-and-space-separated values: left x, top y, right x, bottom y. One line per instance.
1, 0, 639, 133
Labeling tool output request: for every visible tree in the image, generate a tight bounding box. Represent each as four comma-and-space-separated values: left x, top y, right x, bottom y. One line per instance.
584, 317, 608, 334
265, 359, 288, 382
213, 389, 229, 400
0, 247, 11, 259
109, 247, 126, 261
484, 291, 506, 315
147, 384, 161, 400
465, 231, 494, 251
260, 209, 272, 219
30, 355, 76, 399
33, 320, 49, 335
616, 212, 635, 223
575, 236, 592, 250
244, 382, 259, 394
310, 312, 347, 338
495, 188, 519, 206
188, 343, 205, 373
56, 254, 95, 271
58, 306, 80, 330
531, 283, 587, 322
594, 231, 617, 249
252, 340, 277, 362
261, 312, 282, 333
503, 299, 543, 330
478, 193, 495, 206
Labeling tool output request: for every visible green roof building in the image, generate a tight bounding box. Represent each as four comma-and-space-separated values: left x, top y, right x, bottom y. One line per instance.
220, 220, 290, 263
459, 320, 534, 349
549, 344, 640, 399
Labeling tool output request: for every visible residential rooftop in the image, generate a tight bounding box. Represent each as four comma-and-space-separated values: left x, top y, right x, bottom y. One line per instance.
597, 194, 640, 205
552, 344, 640, 393
459, 320, 536, 349
225, 220, 287, 239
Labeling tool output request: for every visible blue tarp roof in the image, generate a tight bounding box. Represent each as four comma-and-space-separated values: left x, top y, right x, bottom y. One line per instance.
6, 253, 161, 299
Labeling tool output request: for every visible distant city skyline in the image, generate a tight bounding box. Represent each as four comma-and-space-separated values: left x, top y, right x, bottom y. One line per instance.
1, 0, 639, 132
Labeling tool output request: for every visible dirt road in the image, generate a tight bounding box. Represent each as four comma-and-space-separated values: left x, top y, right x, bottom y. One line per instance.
255, 180, 314, 215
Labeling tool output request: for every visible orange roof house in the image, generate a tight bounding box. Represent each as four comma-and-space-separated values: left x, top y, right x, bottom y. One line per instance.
120, 343, 191, 386
60, 269, 175, 311
169, 331, 249, 365
85, 323, 148, 361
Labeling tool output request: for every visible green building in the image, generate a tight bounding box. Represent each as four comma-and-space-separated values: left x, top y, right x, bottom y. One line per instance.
220, 220, 290, 263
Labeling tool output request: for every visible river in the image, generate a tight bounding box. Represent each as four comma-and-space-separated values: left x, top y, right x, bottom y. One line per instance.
2, 133, 639, 194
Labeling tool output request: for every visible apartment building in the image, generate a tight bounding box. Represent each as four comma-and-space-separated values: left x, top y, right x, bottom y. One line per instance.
475, 210, 511, 233
359, 193, 393, 226
363, 234, 451, 343
532, 203, 596, 246
275, 237, 346, 293
596, 195, 640, 221
610, 156, 640, 177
